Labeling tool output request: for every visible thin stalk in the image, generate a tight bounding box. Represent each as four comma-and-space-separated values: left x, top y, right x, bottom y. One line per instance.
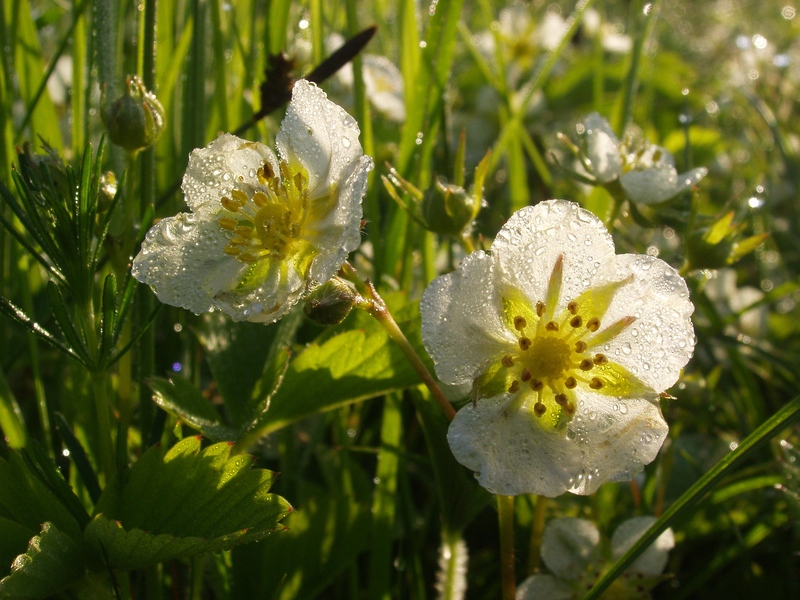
498, 494, 516, 600
528, 495, 548, 575
340, 263, 456, 421
90, 370, 116, 484
21, 261, 51, 453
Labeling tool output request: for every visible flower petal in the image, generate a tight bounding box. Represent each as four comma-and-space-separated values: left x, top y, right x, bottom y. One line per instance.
566, 391, 669, 495
493, 201, 616, 312
621, 165, 707, 204
132, 213, 246, 315
611, 516, 674, 576
517, 574, 576, 600
584, 113, 622, 182
594, 254, 695, 392
421, 251, 515, 385
277, 79, 366, 196
181, 133, 278, 215
540, 518, 601, 579
447, 394, 583, 497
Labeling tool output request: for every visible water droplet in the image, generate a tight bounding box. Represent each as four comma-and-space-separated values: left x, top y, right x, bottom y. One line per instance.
342, 136, 351, 148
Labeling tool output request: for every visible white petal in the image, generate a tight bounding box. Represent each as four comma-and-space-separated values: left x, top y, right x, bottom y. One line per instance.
540, 518, 601, 579
421, 251, 515, 385
492, 201, 616, 312
447, 394, 583, 497
181, 133, 278, 214
566, 391, 669, 495
611, 517, 674, 576
306, 153, 372, 285
363, 55, 406, 122
517, 575, 576, 600
621, 165, 707, 204
597, 254, 695, 393
132, 213, 246, 315
212, 260, 305, 323
277, 79, 365, 195
584, 113, 622, 182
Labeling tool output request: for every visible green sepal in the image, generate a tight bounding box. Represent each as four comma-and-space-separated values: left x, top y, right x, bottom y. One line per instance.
86, 437, 291, 570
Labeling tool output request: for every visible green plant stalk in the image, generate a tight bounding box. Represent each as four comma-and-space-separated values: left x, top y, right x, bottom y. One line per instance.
583, 394, 800, 599
439, 529, 466, 600
368, 393, 402, 600
528, 495, 548, 575
498, 494, 516, 600
341, 264, 457, 421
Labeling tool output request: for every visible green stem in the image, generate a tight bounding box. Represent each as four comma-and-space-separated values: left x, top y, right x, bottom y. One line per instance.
90, 371, 116, 484
341, 263, 457, 421
498, 494, 516, 600
528, 495, 548, 575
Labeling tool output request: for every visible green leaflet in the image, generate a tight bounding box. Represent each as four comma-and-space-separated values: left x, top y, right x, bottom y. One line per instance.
85, 437, 291, 571
0, 522, 85, 598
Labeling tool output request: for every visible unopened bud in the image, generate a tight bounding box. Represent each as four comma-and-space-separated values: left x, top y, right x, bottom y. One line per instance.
421, 179, 479, 237
303, 279, 358, 325
102, 75, 166, 152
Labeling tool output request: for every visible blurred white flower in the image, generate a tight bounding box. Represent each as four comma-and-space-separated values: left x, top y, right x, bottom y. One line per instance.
133, 80, 372, 323
517, 516, 675, 599
328, 34, 405, 122
421, 200, 695, 496
582, 9, 633, 54
581, 113, 707, 204
705, 268, 766, 337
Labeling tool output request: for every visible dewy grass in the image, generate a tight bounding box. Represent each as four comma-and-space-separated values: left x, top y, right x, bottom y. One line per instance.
1, 1, 799, 598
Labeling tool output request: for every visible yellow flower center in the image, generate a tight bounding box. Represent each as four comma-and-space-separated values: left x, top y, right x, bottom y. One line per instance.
474, 255, 645, 430
218, 160, 310, 264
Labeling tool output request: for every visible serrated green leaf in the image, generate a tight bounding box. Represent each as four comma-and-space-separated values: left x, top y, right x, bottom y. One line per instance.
0, 522, 85, 598
246, 294, 425, 439
0, 518, 36, 577
86, 437, 291, 570
149, 376, 238, 441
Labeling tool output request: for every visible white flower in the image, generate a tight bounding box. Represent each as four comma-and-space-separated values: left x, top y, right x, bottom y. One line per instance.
517, 517, 675, 600
582, 113, 707, 204
421, 200, 695, 496
133, 80, 372, 323
327, 34, 405, 122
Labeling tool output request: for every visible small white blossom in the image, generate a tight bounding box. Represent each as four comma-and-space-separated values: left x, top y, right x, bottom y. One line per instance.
517, 517, 675, 599
421, 200, 695, 497
582, 113, 707, 204
133, 80, 372, 323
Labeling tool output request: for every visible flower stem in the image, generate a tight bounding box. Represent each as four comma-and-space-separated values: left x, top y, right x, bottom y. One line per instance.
528, 495, 548, 575
498, 494, 517, 600
340, 263, 457, 422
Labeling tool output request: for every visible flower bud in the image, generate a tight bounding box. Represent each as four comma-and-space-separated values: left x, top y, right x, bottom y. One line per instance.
421, 180, 480, 238
102, 75, 166, 152
303, 278, 358, 325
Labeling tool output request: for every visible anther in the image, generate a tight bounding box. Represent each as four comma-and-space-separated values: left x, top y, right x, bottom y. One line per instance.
253, 191, 269, 207
218, 217, 237, 230
564, 401, 576, 415
514, 316, 527, 331
579, 359, 594, 371
238, 252, 258, 263
519, 337, 532, 351
234, 226, 254, 238
589, 377, 604, 390
231, 189, 249, 204
575, 340, 588, 353
545, 321, 559, 332
508, 380, 520, 393
567, 300, 579, 315
229, 236, 250, 245
555, 393, 568, 406
586, 317, 601, 332
501, 355, 515, 368
530, 379, 543, 391
223, 246, 241, 256
534, 402, 547, 417
593, 353, 608, 366
570, 315, 583, 328
520, 368, 532, 382
258, 162, 275, 182
221, 196, 241, 212
536, 301, 546, 317
565, 377, 577, 389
